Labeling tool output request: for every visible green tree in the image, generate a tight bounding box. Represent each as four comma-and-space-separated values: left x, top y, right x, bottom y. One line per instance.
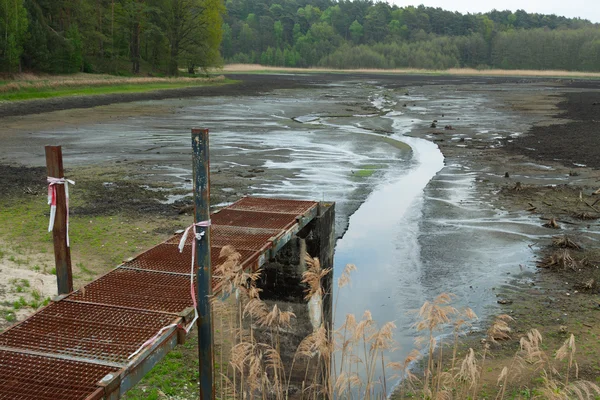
274, 20, 283, 47
186, 0, 225, 72
116, 0, 158, 73
349, 19, 363, 44
0, 0, 28, 72
161, 0, 219, 75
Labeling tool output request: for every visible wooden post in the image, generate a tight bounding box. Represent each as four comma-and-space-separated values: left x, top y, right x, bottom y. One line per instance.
44, 146, 73, 295
191, 128, 214, 400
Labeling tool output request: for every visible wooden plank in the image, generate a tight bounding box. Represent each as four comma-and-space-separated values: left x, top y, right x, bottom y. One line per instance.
44, 145, 73, 295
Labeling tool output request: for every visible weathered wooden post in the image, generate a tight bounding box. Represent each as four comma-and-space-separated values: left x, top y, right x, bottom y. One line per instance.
191, 128, 214, 400
44, 145, 73, 295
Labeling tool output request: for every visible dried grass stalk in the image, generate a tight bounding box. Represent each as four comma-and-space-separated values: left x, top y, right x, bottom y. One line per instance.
537, 249, 579, 270
552, 235, 582, 249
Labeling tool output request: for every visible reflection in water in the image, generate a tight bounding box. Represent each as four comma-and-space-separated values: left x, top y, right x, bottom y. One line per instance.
331, 97, 552, 397
333, 130, 445, 395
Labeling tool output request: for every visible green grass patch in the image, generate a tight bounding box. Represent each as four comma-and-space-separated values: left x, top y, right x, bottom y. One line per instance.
0, 193, 166, 271
1, 310, 16, 322
123, 349, 198, 399
352, 164, 383, 178
9, 278, 30, 293
12, 296, 27, 310
0, 79, 237, 102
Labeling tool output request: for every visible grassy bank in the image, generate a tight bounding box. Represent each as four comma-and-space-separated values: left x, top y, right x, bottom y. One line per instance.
0, 73, 234, 101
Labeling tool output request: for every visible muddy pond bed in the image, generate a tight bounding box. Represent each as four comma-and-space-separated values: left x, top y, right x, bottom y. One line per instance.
1, 73, 600, 398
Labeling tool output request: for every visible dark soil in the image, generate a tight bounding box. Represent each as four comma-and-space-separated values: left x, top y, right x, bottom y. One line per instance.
0, 163, 178, 217
71, 179, 177, 217
506, 91, 600, 168
0, 165, 46, 197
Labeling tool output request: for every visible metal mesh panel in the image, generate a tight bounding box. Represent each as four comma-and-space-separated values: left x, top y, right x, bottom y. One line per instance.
0, 301, 177, 365
122, 243, 257, 275
228, 197, 317, 215
210, 225, 278, 251
166, 226, 277, 252
212, 209, 298, 230
0, 197, 319, 399
0, 349, 117, 400
68, 269, 192, 314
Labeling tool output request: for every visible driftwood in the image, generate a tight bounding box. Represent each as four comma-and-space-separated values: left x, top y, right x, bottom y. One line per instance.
543, 217, 560, 229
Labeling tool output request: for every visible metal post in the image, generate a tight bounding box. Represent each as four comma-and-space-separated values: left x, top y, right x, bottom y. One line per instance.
44, 146, 73, 295
191, 128, 214, 400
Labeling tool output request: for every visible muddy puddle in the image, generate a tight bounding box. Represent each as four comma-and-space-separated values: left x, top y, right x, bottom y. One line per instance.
2, 77, 598, 395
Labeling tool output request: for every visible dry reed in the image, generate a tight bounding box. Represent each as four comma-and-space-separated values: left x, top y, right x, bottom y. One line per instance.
210, 246, 597, 400
221, 64, 600, 78
552, 235, 582, 249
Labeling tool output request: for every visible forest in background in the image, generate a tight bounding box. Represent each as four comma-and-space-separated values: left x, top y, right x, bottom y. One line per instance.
1, 0, 600, 75
0, 0, 224, 75
223, 0, 600, 71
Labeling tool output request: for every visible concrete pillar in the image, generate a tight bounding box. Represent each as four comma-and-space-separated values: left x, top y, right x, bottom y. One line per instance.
257, 202, 335, 397
259, 202, 335, 310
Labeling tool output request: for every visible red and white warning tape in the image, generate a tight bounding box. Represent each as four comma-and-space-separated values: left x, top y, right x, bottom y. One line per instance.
47, 177, 75, 247
127, 220, 211, 360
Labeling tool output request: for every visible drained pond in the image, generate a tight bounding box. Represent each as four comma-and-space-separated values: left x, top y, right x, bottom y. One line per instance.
1, 76, 589, 396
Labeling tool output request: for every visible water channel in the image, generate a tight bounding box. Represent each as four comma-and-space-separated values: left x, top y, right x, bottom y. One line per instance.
0, 78, 557, 395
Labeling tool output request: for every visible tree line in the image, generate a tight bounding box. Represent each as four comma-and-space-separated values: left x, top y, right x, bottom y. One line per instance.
0, 0, 224, 75
2, 0, 600, 75
222, 0, 600, 71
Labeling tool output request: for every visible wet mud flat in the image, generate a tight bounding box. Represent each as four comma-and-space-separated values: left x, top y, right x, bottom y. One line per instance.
1, 72, 600, 397
391, 81, 600, 396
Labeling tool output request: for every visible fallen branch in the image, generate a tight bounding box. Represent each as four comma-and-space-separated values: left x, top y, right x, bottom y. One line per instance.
584, 201, 599, 213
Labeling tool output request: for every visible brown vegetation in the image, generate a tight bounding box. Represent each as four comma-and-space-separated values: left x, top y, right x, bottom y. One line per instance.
211, 245, 600, 399
222, 64, 600, 78
0, 73, 225, 93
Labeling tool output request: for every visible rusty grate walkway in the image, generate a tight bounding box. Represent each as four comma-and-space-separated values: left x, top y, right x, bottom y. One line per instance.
0, 197, 318, 399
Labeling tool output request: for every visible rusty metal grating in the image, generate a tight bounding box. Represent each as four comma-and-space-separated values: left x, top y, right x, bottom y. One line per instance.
0, 197, 321, 399
0, 349, 118, 400
0, 301, 177, 365
68, 269, 192, 314
229, 197, 317, 215
210, 225, 278, 251
212, 209, 298, 230
123, 243, 193, 274
167, 226, 278, 252
122, 243, 258, 275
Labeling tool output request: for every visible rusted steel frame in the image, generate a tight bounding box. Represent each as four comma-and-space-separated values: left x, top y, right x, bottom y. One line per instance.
111, 326, 180, 398
64, 298, 181, 317
44, 145, 73, 295
268, 204, 319, 258
84, 387, 106, 400
0, 345, 124, 368
117, 265, 193, 277
192, 128, 215, 400
98, 312, 191, 399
